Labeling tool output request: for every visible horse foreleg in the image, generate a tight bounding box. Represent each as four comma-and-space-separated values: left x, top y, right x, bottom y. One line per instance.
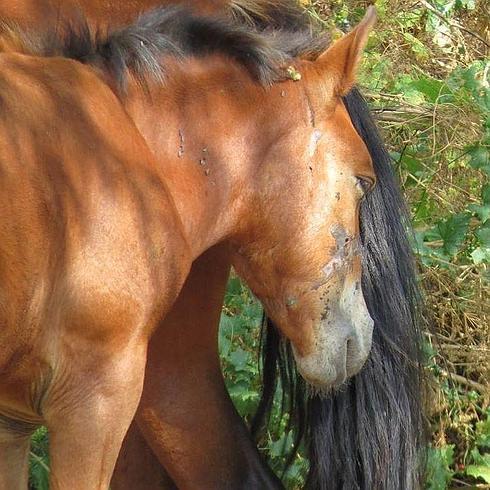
112, 420, 177, 489
111, 244, 282, 490
44, 342, 147, 490
111, 244, 230, 489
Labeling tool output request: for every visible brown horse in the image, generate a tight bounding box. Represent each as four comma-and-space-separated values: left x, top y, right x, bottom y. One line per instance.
1, 3, 426, 489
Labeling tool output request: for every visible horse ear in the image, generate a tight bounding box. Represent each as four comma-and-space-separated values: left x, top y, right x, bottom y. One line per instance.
316, 6, 376, 96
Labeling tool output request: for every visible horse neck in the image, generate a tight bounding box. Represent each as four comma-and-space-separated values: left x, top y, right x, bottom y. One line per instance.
123, 68, 270, 259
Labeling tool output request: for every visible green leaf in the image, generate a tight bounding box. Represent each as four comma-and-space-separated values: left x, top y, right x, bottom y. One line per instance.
402, 32, 429, 60
426, 445, 455, 490
227, 380, 259, 417
435, 213, 471, 256
456, 0, 476, 9
469, 203, 490, 222
400, 153, 427, 185
469, 447, 489, 466
476, 417, 490, 448
476, 221, 490, 246
229, 348, 250, 371
29, 427, 50, 490
413, 194, 437, 223
410, 77, 451, 103
269, 431, 295, 458
218, 319, 232, 357
465, 465, 490, 483
471, 247, 490, 264
226, 276, 242, 297
482, 184, 490, 204
432, 0, 455, 14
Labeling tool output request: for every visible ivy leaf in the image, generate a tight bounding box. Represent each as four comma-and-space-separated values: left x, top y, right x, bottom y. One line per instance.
436, 213, 471, 257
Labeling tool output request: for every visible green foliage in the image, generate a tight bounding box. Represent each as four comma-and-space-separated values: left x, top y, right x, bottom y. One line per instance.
426, 445, 455, 490
392, 60, 489, 267
29, 427, 49, 490
219, 276, 308, 489
219, 276, 262, 418
464, 412, 490, 483
465, 463, 490, 483
357, 0, 489, 272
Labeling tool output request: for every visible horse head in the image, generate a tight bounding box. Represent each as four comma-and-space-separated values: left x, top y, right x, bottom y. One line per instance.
230, 8, 377, 390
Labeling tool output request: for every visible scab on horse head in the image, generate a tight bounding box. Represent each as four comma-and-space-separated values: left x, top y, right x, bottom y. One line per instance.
230, 7, 377, 391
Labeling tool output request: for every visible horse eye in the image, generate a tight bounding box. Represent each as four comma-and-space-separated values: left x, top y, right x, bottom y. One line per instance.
356, 176, 375, 195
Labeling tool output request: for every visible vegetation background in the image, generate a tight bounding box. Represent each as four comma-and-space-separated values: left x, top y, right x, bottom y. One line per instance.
28, 0, 489, 488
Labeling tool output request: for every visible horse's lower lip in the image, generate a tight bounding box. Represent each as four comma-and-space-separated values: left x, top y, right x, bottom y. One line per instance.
301, 372, 348, 397
296, 362, 347, 390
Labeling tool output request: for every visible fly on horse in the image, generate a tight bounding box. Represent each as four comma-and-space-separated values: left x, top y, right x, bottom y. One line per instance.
0, 2, 427, 488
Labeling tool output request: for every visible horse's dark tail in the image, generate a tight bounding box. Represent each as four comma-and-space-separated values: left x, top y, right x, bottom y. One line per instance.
252, 87, 428, 489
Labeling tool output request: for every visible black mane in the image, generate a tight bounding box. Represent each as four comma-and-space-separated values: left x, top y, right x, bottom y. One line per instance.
230, 0, 313, 30
35, 4, 328, 89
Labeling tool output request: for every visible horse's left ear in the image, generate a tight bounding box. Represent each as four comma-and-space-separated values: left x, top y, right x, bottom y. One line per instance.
316, 6, 376, 96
